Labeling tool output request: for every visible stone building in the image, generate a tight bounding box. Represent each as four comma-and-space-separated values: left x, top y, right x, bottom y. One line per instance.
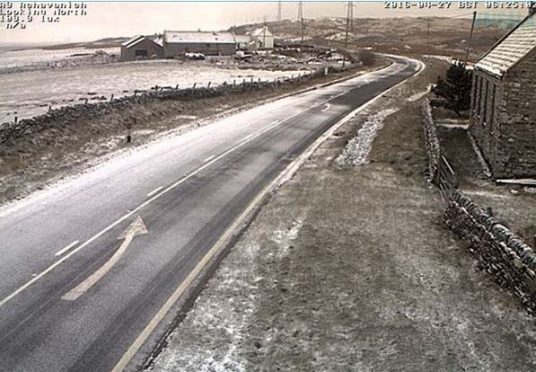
163, 31, 237, 57
470, 12, 536, 179
120, 35, 163, 62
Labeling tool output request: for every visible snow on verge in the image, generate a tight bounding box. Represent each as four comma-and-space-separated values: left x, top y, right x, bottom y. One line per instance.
150, 217, 306, 372
337, 108, 398, 166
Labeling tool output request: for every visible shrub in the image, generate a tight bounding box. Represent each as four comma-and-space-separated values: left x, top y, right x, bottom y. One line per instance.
433, 61, 473, 115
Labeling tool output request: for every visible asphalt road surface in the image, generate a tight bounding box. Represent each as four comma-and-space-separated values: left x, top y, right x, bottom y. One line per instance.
0, 55, 422, 372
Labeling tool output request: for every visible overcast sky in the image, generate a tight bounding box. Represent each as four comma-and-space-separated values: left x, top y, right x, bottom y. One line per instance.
0, 1, 525, 45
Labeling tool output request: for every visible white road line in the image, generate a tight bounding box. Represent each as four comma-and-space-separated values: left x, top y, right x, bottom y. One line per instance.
0, 61, 407, 310
146, 186, 163, 197
54, 241, 79, 257
112, 58, 425, 372
203, 155, 215, 163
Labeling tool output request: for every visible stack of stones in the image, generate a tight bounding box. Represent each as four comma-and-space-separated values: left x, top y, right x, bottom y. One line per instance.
445, 190, 536, 313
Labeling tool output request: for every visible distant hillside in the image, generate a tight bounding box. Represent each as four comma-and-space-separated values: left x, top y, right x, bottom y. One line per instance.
231, 17, 507, 61
41, 37, 129, 50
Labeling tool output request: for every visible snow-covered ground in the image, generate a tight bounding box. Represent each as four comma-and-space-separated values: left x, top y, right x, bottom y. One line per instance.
337, 108, 398, 166
0, 47, 119, 70
0, 62, 308, 124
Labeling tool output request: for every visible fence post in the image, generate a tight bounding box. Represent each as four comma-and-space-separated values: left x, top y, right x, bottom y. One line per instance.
193, 82, 197, 89
207, 81, 211, 88
126, 122, 132, 143
110, 94, 114, 102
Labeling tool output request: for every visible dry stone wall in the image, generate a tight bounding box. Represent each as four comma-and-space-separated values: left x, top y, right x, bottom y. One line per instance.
421, 99, 440, 183
0, 68, 332, 145
445, 191, 536, 314
422, 98, 536, 313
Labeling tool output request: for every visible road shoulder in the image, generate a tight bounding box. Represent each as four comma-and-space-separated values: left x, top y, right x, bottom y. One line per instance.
148, 58, 536, 371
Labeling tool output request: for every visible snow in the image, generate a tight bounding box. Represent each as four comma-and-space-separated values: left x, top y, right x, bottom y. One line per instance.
0, 47, 119, 70
337, 108, 399, 166
0, 62, 306, 124
407, 84, 432, 102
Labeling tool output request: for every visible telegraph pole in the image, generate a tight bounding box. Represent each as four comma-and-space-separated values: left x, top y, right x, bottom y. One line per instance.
343, 1, 351, 68
349, 1, 354, 32
297, 1, 305, 42
277, 1, 282, 22
263, 16, 267, 49
464, 11, 477, 66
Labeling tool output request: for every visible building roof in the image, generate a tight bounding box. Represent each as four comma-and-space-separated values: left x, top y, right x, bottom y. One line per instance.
122, 35, 163, 49
476, 14, 536, 77
164, 31, 237, 44
250, 26, 273, 38
122, 35, 144, 48
235, 35, 251, 43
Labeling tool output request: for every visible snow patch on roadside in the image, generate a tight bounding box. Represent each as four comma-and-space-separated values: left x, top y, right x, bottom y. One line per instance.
150, 214, 307, 372
337, 108, 398, 166
150, 241, 262, 372
270, 218, 304, 258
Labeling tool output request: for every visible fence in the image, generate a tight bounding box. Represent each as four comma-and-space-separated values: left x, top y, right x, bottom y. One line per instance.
421, 98, 536, 314
0, 67, 337, 145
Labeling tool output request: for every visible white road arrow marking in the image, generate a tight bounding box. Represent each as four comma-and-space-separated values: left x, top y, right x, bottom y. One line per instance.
321, 103, 330, 112
62, 216, 148, 301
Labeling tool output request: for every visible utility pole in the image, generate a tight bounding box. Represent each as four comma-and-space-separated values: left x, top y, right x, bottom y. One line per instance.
263, 16, 267, 49
297, 1, 305, 43
464, 11, 477, 66
277, 1, 282, 22
427, 18, 431, 36
349, 1, 354, 32
343, 1, 351, 68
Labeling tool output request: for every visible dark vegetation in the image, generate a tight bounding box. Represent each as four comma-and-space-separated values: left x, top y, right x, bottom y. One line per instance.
433, 62, 472, 115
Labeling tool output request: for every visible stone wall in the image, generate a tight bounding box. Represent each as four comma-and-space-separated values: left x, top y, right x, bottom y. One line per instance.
421, 99, 440, 183
0, 68, 330, 145
444, 191, 536, 314
423, 97, 536, 314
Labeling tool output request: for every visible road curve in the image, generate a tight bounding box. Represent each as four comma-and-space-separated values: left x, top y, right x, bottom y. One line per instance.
0, 55, 422, 372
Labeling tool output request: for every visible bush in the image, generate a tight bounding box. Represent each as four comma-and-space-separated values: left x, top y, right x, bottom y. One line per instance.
358, 50, 376, 66
433, 61, 472, 115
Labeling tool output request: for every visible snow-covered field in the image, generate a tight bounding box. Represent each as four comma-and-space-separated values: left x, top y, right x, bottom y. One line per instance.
0, 47, 119, 70
0, 61, 307, 124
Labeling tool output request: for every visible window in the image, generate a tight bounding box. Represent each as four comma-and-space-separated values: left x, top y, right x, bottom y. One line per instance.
135, 49, 148, 57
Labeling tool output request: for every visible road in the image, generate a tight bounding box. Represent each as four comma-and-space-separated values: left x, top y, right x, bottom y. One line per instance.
0, 56, 421, 372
